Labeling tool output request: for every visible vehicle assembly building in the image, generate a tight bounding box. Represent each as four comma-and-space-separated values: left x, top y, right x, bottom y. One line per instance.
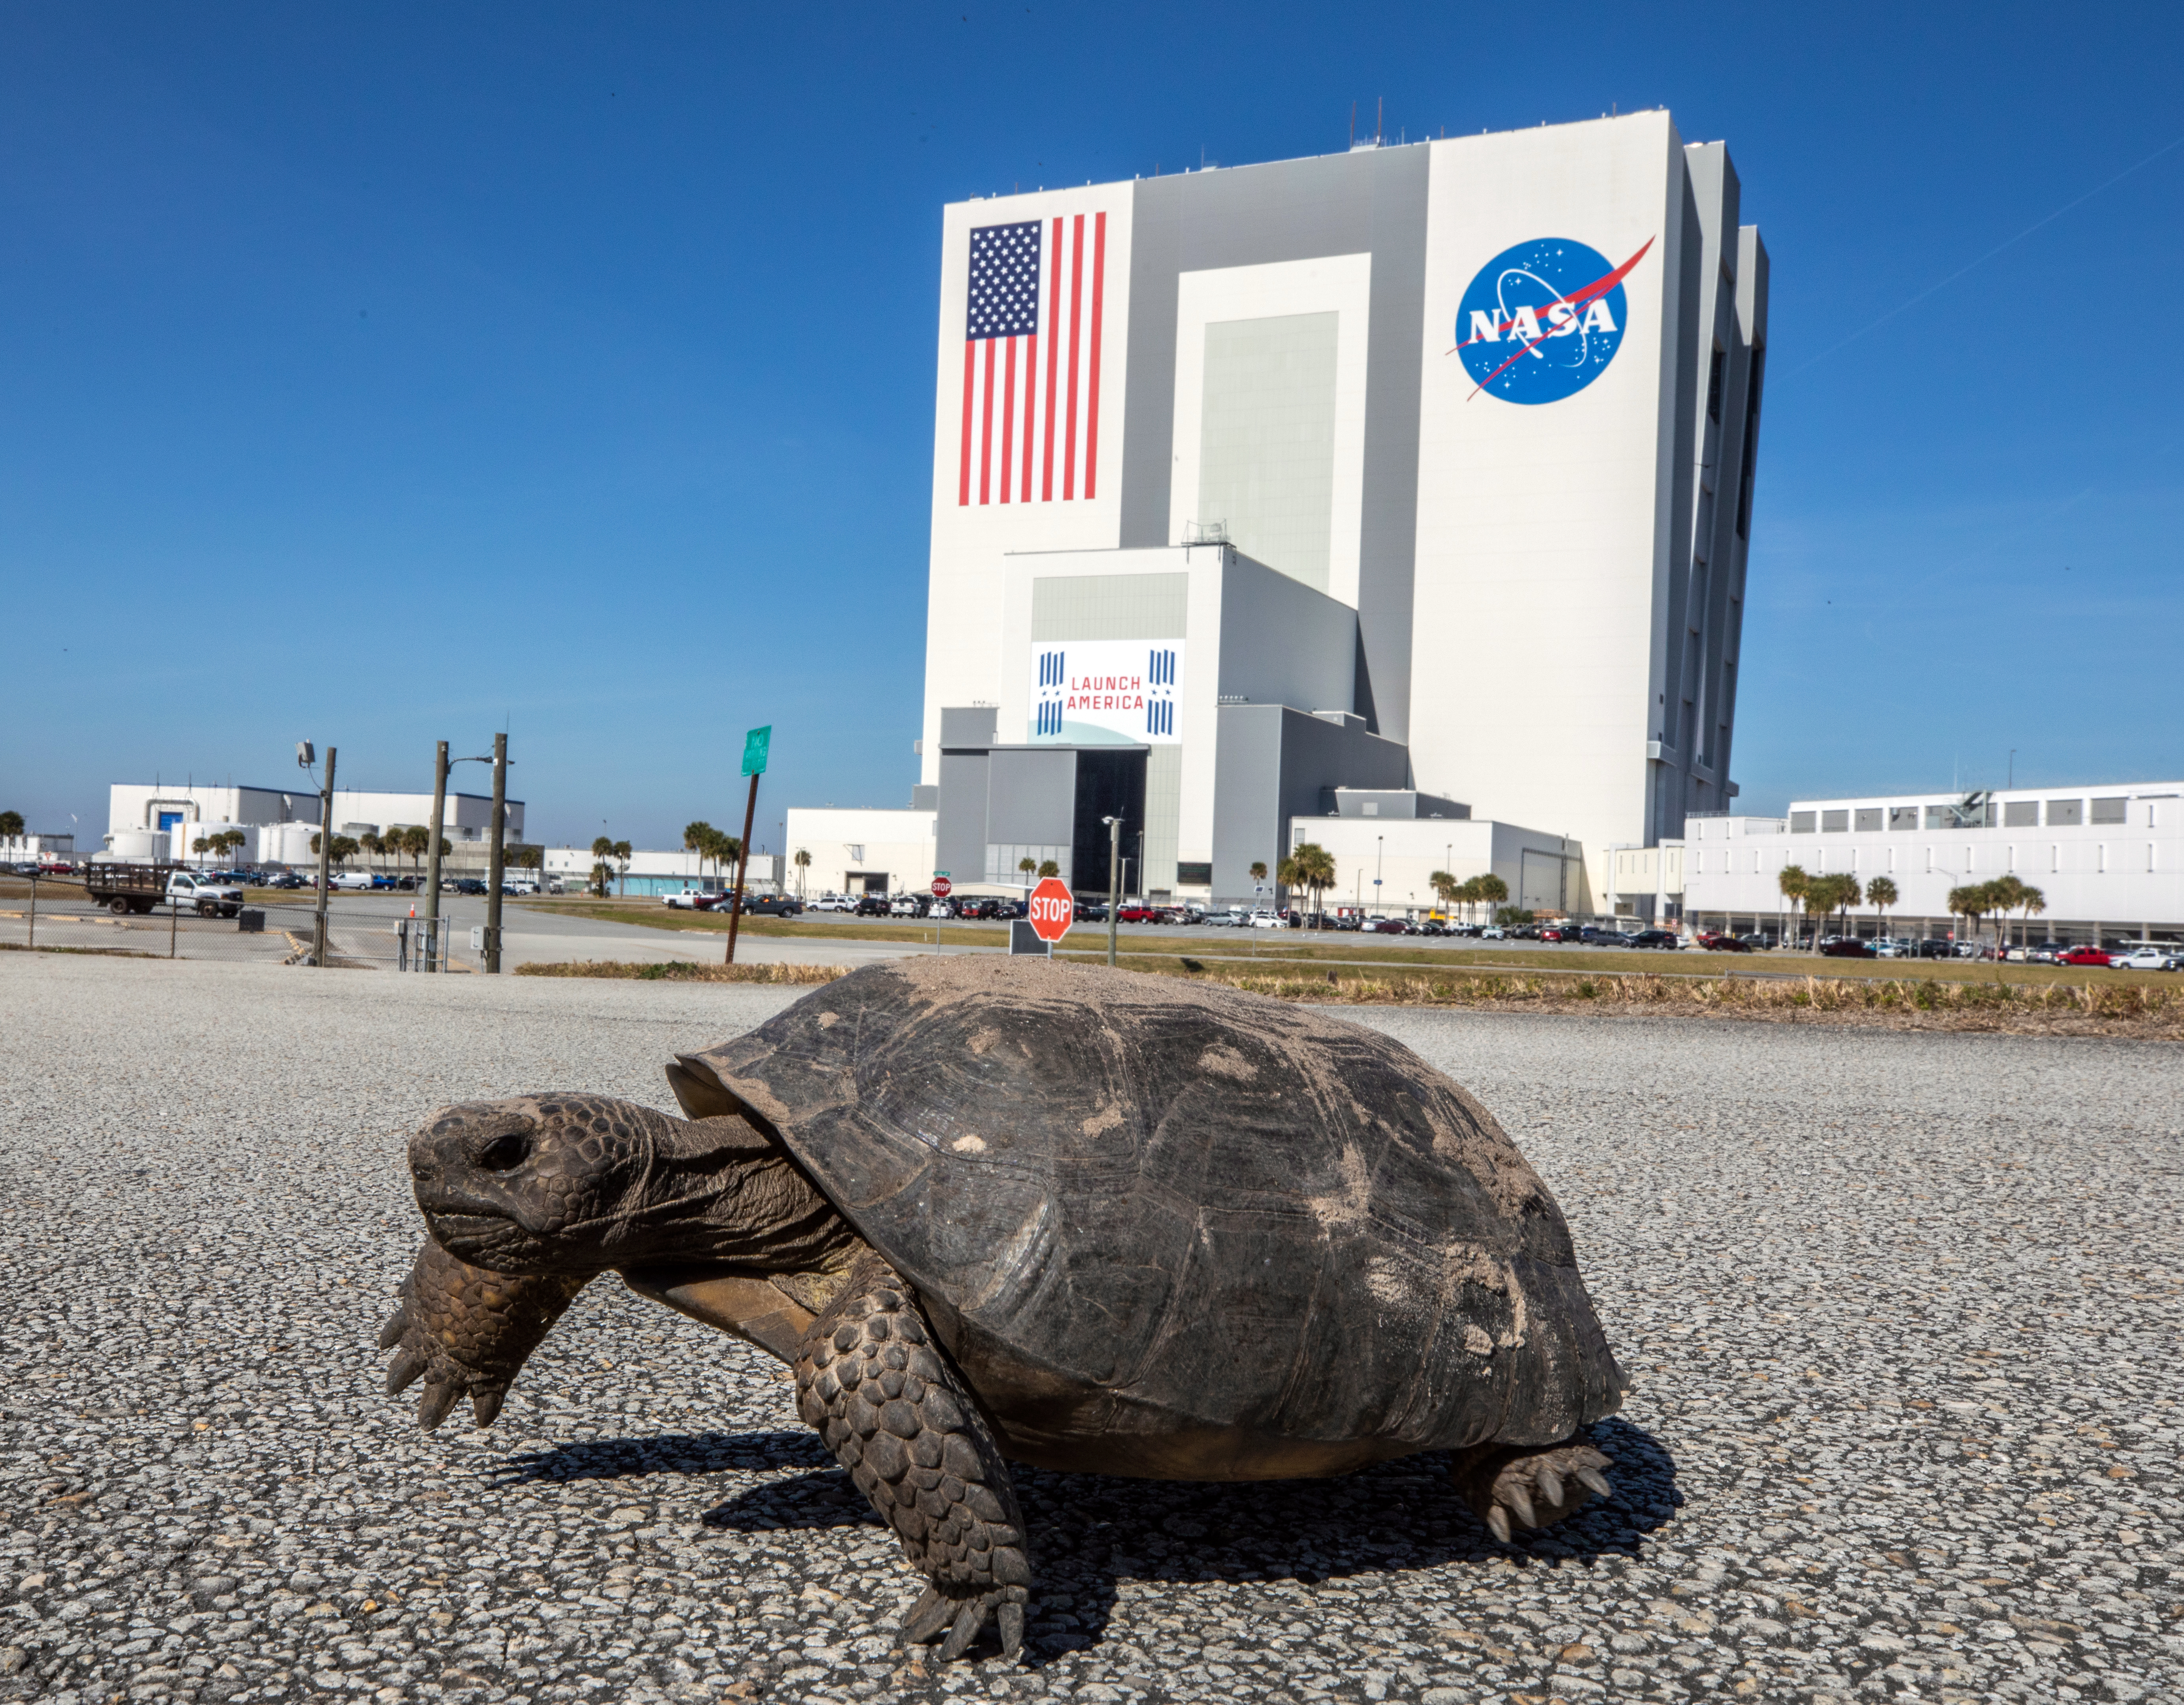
908, 108, 1768, 907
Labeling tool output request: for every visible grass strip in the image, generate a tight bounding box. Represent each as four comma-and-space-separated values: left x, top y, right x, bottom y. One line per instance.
510, 954, 2184, 1037
513, 959, 847, 984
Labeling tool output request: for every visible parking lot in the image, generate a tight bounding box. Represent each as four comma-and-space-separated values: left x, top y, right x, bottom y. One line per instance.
3, 952, 2176, 1705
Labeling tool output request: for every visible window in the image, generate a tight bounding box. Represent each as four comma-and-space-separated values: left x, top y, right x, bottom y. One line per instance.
1889, 805, 1919, 831
1821, 809, 1849, 832
1735, 347, 1764, 539
1707, 345, 1724, 423
1790, 811, 1815, 833
1855, 808, 1881, 831
2004, 800, 2038, 827
2047, 799, 2083, 826
2051, 845, 2059, 873
2091, 797, 2128, 825
1925, 847, 1936, 873
1887, 847, 1897, 873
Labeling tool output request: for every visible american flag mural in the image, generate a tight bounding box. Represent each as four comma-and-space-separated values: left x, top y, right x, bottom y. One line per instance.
961, 212, 1107, 506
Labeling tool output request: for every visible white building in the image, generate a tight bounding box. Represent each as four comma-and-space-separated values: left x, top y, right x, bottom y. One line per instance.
103, 782, 524, 865
783, 806, 938, 900
541, 847, 784, 898
1681, 784, 2184, 943
909, 110, 1767, 908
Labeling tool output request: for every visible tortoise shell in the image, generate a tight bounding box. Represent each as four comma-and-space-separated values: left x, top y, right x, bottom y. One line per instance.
669, 956, 1622, 1479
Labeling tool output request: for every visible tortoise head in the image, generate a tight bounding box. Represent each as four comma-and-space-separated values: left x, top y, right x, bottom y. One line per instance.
408, 1092, 848, 1278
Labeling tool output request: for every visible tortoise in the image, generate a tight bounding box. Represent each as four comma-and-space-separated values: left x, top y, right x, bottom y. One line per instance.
379, 956, 1624, 1662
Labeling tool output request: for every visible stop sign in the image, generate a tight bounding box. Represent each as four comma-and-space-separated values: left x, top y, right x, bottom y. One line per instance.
931, 875, 953, 899
1027, 877, 1074, 943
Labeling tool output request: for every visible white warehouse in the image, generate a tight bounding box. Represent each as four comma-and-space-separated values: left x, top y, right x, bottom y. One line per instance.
1681, 783, 2184, 943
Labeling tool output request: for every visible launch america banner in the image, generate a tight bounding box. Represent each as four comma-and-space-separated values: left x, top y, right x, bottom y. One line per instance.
1028, 639, 1184, 745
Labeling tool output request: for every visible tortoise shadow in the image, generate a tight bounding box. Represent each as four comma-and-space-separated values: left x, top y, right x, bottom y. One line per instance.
494, 1428, 831, 1487
676, 1416, 1681, 1658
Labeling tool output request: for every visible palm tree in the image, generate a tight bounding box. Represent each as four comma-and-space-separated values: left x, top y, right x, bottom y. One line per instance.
1472, 873, 1508, 926
612, 840, 632, 896
1986, 875, 2026, 953
1018, 856, 1037, 885
1946, 883, 1989, 952
1288, 841, 1336, 921
0, 810, 23, 841
1777, 863, 1809, 950
793, 848, 811, 897
1428, 868, 1459, 926
1037, 859, 1060, 878
401, 824, 431, 885
357, 830, 382, 873
2015, 883, 2046, 951
683, 821, 717, 883
1866, 875, 1898, 938
590, 835, 617, 898
1248, 860, 1268, 898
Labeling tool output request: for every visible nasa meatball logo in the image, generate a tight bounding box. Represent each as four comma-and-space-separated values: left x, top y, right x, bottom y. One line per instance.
1454, 236, 1654, 404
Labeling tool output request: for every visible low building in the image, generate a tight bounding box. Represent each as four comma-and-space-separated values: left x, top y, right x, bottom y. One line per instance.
1605, 841, 1687, 923
1682, 783, 2184, 943
104, 782, 524, 865
541, 849, 784, 899
783, 806, 938, 900
1, 833, 76, 864
1285, 801, 1581, 919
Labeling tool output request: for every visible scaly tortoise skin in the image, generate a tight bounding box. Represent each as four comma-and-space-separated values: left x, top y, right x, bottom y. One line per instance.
380, 957, 1623, 1661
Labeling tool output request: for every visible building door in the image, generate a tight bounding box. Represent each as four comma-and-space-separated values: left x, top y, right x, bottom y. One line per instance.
1520, 850, 1567, 914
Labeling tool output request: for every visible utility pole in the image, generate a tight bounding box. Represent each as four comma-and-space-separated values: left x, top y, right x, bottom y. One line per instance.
724, 725, 771, 964
423, 740, 449, 970
484, 733, 508, 972
312, 746, 336, 967
1104, 815, 1121, 967
724, 770, 760, 964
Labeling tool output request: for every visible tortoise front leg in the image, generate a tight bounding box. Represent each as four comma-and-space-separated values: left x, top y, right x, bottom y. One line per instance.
380, 1237, 588, 1428
1451, 1435, 1615, 1543
794, 1252, 1030, 1663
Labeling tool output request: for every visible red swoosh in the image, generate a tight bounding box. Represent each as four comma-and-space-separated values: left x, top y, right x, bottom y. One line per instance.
1457, 236, 1656, 398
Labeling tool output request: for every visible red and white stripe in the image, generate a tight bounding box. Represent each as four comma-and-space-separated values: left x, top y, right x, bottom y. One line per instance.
959, 211, 1106, 506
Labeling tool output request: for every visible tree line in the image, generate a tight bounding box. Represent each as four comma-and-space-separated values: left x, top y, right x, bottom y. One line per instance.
1776, 864, 2045, 948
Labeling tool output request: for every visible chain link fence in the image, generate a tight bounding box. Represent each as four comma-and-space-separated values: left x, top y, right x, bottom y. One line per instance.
1, 873, 495, 971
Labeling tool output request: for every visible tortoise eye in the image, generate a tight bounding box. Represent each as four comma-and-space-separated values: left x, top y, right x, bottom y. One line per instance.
476, 1130, 533, 1172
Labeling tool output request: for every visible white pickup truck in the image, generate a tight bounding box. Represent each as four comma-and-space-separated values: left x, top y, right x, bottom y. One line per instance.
81, 864, 246, 917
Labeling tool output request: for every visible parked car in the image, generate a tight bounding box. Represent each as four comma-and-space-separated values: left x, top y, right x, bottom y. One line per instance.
2110, 944, 2184, 971
1249, 909, 1298, 929
1538, 925, 1585, 943
736, 894, 804, 917
1697, 932, 1751, 953
1115, 905, 1163, 923
662, 890, 715, 910
1626, 929, 1681, 950
853, 894, 893, 917
1819, 938, 1876, 958
1479, 925, 1508, 939
888, 895, 925, 917
1073, 901, 1109, 923
809, 894, 856, 913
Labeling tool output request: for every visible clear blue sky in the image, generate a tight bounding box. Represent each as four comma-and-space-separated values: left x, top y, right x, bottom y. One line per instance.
6, 3, 2180, 852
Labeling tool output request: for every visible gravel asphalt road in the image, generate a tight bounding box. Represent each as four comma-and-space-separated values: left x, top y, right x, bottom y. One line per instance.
2, 954, 2176, 1704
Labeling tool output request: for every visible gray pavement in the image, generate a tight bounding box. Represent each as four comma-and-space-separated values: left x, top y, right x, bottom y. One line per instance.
1, 955, 2176, 1704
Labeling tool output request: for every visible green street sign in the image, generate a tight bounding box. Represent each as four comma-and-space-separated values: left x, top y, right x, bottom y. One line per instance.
741, 725, 772, 777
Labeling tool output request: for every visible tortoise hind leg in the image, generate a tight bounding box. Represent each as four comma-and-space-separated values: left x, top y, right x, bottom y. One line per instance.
380, 1237, 588, 1428
794, 1251, 1030, 1663
1451, 1435, 1615, 1543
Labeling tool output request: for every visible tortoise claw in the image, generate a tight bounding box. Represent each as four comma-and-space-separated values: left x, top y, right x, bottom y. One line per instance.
377, 1308, 410, 1351
1505, 1484, 1537, 1528
1536, 1467, 1565, 1508
937, 1600, 985, 1663
1485, 1503, 1513, 1544
1576, 1465, 1612, 1498
385, 1349, 427, 1396
416, 1381, 461, 1430
470, 1386, 503, 1427
997, 1601, 1024, 1663
904, 1586, 954, 1644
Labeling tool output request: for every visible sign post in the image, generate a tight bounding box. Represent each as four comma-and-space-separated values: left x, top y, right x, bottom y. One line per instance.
724, 725, 771, 966
931, 874, 953, 900
1023, 877, 1073, 956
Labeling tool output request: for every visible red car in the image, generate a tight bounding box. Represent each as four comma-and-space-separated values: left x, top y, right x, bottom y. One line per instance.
1115, 905, 1164, 924
1698, 932, 1752, 953
2057, 946, 2114, 967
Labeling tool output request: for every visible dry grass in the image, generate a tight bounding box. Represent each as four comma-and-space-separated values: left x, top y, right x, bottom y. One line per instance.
505, 956, 2184, 1038
512, 959, 848, 985
1182, 965, 2184, 1037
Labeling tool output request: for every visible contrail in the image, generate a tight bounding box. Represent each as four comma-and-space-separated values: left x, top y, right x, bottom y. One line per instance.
1782, 131, 2184, 381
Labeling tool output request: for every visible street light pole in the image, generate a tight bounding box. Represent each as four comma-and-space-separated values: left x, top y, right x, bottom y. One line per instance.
312, 746, 336, 968
1104, 815, 1121, 968
423, 740, 449, 970
484, 732, 507, 973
